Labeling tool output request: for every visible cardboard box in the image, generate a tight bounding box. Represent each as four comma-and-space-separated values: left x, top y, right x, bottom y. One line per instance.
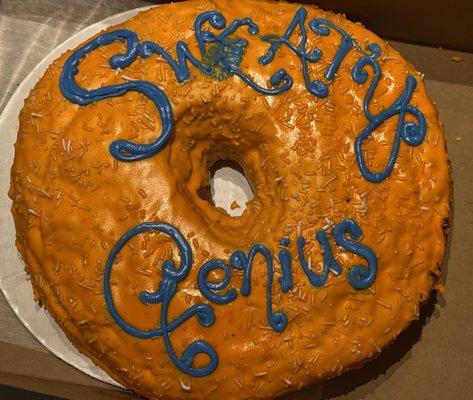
307, 0, 473, 52
1, 1, 472, 399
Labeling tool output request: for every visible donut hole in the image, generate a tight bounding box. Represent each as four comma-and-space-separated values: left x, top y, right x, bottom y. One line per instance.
199, 159, 254, 217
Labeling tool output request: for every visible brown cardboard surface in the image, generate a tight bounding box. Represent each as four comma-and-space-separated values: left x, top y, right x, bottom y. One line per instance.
1, 3, 473, 400
0, 345, 136, 400
298, 0, 473, 52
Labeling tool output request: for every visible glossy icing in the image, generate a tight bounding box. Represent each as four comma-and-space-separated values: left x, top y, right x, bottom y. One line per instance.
10, 0, 451, 399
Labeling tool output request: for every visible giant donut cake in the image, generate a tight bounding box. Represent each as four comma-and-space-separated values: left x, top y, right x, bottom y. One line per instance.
9, 0, 451, 399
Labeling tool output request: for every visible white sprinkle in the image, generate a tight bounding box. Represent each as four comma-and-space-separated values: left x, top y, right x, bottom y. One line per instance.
370, 338, 381, 353
283, 378, 292, 386
179, 378, 191, 391
61, 138, 73, 155
37, 188, 52, 198
122, 74, 137, 81
421, 206, 429, 212
381, 55, 397, 62
31, 112, 44, 118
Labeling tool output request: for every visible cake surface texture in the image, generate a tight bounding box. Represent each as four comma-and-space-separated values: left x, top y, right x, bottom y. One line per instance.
9, 0, 451, 399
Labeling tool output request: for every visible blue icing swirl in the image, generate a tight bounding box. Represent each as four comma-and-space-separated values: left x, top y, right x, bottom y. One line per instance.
230, 244, 288, 333
198, 260, 237, 304
60, 11, 296, 164
297, 230, 342, 287
104, 222, 218, 377
309, 18, 354, 81
60, 30, 174, 162
333, 219, 378, 289
260, 7, 327, 98
278, 238, 294, 293
351, 44, 427, 183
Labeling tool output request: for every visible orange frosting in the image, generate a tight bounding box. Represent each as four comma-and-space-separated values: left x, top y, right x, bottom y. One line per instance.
9, 1, 451, 399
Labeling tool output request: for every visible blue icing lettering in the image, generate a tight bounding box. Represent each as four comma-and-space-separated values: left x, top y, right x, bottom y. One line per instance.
297, 230, 342, 287
194, 11, 256, 80
260, 7, 327, 98
202, 37, 248, 80
352, 44, 426, 183
194, 11, 259, 56
194, 11, 293, 93
104, 218, 378, 377
60, 11, 293, 165
60, 8, 427, 184
138, 40, 205, 83
104, 222, 218, 377
333, 219, 378, 289
230, 244, 288, 333
60, 30, 174, 163
198, 260, 237, 304
278, 238, 294, 293
309, 18, 354, 81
